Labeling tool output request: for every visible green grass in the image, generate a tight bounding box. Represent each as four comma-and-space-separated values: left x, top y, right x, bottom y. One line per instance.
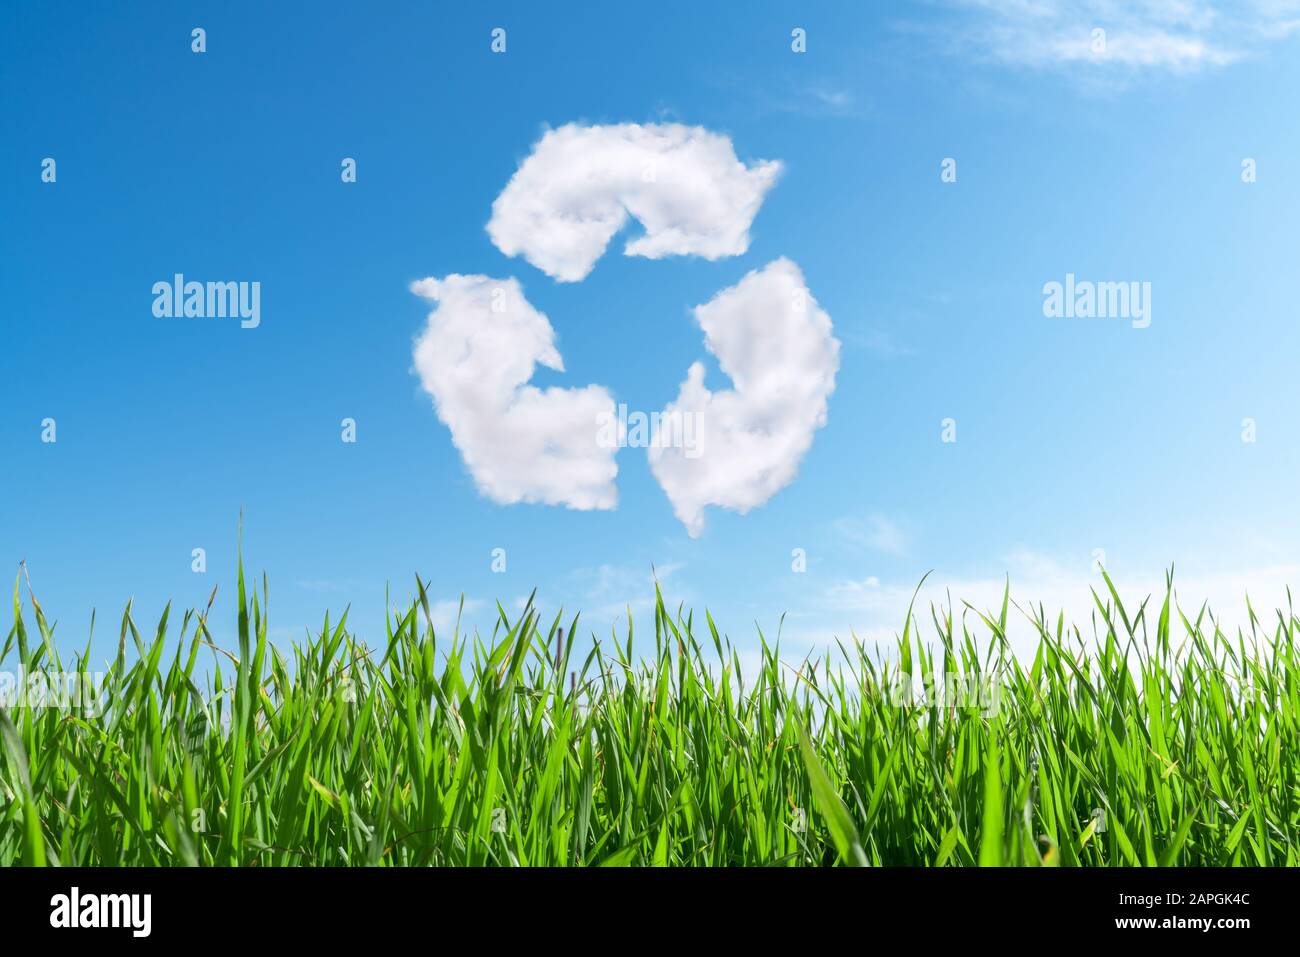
1, 557, 1297, 866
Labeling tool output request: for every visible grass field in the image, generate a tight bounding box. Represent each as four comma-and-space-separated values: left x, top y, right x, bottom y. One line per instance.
1, 558, 1297, 867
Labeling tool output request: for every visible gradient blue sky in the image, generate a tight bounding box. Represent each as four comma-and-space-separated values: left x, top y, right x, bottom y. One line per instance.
5, 1, 1300, 664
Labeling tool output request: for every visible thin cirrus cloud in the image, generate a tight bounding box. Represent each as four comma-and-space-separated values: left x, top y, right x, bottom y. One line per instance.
819, 551, 1300, 660
935, 0, 1300, 76
410, 274, 619, 510
486, 122, 782, 281
649, 258, 841, 537
833, 514, 908, 556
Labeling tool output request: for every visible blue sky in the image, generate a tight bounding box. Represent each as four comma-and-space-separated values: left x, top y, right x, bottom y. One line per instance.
5, 1, 1300, 665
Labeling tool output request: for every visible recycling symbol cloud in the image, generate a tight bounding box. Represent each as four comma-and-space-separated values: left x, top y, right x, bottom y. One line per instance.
411, 122, 841, 537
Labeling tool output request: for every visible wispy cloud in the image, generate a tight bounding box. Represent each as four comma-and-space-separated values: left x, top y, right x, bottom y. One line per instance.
567, 561, 688, 625
295, 579, 353, 594
925, 0, 1300, 82
833, 514, 909, 556
704, 71, 868, 119
845, 326, 914, 359
427, 598, 485, 635
782, 83, 866, 118
817, 549, 1300, 658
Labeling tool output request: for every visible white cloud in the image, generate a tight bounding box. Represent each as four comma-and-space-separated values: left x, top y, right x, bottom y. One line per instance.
410, 274, 619, 510
427, 598, 485, 635
513, 562, 690, 643
820, 550, 1300, 660
834, 514, 908, 556
487, 122, 781, 282
648, 258, 840, 537
577, 560, 687, 623
849, 327, 913, 359
417, 125, 833, 531
936, 0, 1300, 77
